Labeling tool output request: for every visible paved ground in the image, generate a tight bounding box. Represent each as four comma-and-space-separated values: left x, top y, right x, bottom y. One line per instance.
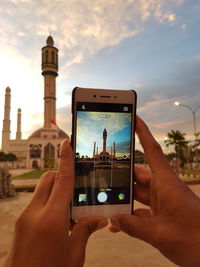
1, 184, 200, 267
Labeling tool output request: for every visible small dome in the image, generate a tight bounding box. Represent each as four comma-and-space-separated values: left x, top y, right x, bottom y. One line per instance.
46, 35, 54, 46
29, 127, 69, 139
18, 108, 21, 113
99, 151, 110, 155
29, 128, 43, 138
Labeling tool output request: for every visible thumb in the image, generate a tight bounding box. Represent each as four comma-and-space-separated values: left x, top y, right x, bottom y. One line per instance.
69, 217, 108, 265
110, 214, 156, 246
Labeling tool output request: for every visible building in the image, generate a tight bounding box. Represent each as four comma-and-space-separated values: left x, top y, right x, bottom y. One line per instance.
1, 36, 69, 168
93, 128, 116, 163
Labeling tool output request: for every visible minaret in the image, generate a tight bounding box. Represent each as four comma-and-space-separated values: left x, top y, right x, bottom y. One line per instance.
2, 87, 11, 151
93, 141, 96, 158
41, 36, 58, 129
16, 108, 22, 140
103, 128, 107, 152
113, 142, 116, 158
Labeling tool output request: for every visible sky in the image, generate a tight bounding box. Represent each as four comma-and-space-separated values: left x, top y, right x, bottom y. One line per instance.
76, 111, 131, 157
0, 0, 200, 153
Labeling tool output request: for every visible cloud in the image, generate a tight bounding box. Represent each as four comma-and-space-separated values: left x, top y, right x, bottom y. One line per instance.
88, 112, 131, 132
116, 141, 130, 153
0, 0, 183, 72
137, 92, 200, 139
56, 106, 72, 135
0, 45, 43, 141
194, 55, 200, 62
151, 119, 184, 129
0, 0, 186, 147
181, 23, 187, 29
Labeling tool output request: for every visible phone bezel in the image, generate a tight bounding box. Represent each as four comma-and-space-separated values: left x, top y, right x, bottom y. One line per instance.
71, 87, 137, 220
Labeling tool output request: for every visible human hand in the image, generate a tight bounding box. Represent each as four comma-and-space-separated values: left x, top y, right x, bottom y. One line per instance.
110, 117, 200, 267
4, 140, 107, 267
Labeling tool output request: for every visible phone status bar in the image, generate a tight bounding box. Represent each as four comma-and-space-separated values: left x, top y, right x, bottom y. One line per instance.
77, 102, 133, 113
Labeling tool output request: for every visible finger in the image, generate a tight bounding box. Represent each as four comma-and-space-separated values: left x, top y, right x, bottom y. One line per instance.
135, 165, 151, 187
69, 219, 76, 232
47, 140, 74, 209
30, 171, 56, 206
109, 225, 120, 233
134, 208, 151, 217
111, 214, 156, 246
69, 217, 108, 266
110, 209, 151, 234
136, 116, 171, 174
134, 184, 150, 206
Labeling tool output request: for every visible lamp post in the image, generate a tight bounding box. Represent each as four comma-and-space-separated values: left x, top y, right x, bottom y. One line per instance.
174, 101, 200, 141
174, 101, 200, 168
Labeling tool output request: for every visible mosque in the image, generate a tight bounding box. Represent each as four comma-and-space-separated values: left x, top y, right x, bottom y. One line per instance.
1, 36, 69, 168
93, 128, 116, 163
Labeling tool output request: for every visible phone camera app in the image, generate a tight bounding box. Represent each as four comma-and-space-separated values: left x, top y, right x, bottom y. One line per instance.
75, 104, 132, 206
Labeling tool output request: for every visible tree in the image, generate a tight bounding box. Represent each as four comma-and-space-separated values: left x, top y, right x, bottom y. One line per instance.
165, 130, 188, 168
0, 152, 17, 162
0, 152, 7, 162
6, 153, 17, 162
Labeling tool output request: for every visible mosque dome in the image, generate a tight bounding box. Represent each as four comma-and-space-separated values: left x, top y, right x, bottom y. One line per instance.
99, 151, 110, 155
46, 35, 54, 46
29, 127, 69, 139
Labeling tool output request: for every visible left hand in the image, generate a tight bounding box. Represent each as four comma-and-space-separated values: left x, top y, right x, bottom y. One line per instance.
4, 140, 108, 267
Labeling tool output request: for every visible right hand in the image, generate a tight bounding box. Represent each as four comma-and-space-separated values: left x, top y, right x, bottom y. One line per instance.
110, 117, 200, 267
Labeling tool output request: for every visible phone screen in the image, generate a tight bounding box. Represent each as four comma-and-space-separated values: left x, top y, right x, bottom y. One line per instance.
73, 102, 133, 206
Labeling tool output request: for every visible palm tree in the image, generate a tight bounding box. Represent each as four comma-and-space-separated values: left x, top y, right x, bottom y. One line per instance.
165, 130, 188, 168
165, 130, 188, 152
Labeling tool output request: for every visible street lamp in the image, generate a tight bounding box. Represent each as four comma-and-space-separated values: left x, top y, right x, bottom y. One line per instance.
174, 101, 200, 141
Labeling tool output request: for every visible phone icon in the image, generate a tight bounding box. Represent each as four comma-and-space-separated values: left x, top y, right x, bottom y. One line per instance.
79, 194, 87, 202
118, 193, 125, 200
82, 105, 86, 110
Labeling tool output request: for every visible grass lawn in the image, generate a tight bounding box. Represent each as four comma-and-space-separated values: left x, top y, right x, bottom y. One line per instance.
13, 169, 46, 180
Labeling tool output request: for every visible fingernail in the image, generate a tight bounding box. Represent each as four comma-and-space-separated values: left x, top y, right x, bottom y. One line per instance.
59, 139, 70, 157
61, 139, 70, 148
97, 219, 108, 230
111, 217, 120, 231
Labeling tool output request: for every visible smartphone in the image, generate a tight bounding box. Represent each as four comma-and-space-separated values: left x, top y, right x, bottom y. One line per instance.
71, 87, 137, 220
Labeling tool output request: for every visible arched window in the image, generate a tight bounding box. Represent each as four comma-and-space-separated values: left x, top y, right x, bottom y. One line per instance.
44, 143, 55, 168
30, 146, 41, 158
45, 51, 48, 63
52, 51, 55, 63
44, 143, 55, 158
42, 52, 44, 64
